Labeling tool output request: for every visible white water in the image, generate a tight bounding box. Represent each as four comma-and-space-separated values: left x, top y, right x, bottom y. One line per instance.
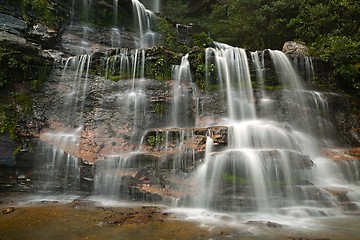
34, 1, 360, 231
38, 54, 92, 193
171, 53, 199, 127
132, 0, 158, 48
189, 44, 360, 218
207, 42, 256, 120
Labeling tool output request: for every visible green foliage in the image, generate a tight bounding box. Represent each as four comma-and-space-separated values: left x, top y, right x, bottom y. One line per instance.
161, 0, 360, 94
292, 0, 360, 93
145, 48, 182, 81
162, 0, 300, 50
145, 56, 172, 80
0, 104, 17, 140
154, 17, 188, 52
191, 32, 212, 48
152, 102, 165, 117
146, 134, 164, 148
22, 0, 56, 25
188, 49, 216, 91
223, 173, 250, 185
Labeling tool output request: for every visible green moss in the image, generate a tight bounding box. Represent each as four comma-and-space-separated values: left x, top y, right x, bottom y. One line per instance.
145, 48, 181, 81
152, 102, 164, 117
191, 32, 212, 48
21, 0, 57, 26
0, 47, 51, 140
0, 104, 17, 140
188, 49, 216, 91
223, 173, 250, 185
154, 17, 188, 53
145, 57, 171, 80
0, 47, 52, 89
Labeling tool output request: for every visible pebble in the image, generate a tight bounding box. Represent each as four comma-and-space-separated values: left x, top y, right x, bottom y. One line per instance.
2, 207, 15, 214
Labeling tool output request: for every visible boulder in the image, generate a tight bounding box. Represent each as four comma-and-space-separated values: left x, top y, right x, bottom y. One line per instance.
0, 13, 27, 35
282, 41, 309, 56
27, 23, 58, 48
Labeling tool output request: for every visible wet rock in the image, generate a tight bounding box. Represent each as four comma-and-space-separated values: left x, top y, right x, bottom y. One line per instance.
0, 13, 27, 35
0, 134, 17, 166
288, 237, 329, 240
27, 23, 58, 48
246, 220, 282, 228
322, 148, 360, 161
2, 206, 15, 214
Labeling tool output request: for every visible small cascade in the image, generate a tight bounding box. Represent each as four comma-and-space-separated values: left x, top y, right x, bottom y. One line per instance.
37, 54, 92, 194
176, 24, 191, 43
251, 51, 266, 94
206, 42, 256, 120
94, 155, 132, 198
251, 51, 276, 117
111, 0, 121, 47
38, 127, 82, 193
292, 54, 315, 83
186, 44, 356, 217
269, 50, 336, 143
141, 0, 161, 13
132, 0, 158, 48
63, 54, 92, 127
171, 54, 199, 127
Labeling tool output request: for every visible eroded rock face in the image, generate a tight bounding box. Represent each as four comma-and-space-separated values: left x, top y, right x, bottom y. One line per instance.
0, 13, 27, 34
0, 134, 16, 166
1, 1, 359, 206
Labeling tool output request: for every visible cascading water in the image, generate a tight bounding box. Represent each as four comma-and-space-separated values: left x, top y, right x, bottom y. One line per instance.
38, 54, 92, 193
132, 0, 158, 48
187, 44, 359, 217
207, 42, 256, 120
31, 1, 360, 230
38, 0, 160, 196
171, 53, 199, 127
111, 0, 121, 47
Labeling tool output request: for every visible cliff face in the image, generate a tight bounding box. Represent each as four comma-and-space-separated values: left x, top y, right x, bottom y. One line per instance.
0, 0, 359, 203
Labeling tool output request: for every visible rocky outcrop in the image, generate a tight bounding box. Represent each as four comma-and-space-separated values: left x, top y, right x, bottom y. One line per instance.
282, 41, 310, 56
1, 1, 359, 208
0, 13, 27, 34
0, 134, 16, 166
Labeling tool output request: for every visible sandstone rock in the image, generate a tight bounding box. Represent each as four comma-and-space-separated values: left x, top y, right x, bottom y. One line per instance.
2, 206, 15, 214
322, 148, 360, 161
282, 41, 309, 56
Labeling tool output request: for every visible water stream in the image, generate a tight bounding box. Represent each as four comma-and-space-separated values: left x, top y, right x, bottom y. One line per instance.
31, 0, 360, 236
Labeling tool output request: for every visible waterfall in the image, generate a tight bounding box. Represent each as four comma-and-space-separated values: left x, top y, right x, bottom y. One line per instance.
171, 54, 199, 127
111, 0, 121, 47
37, 54, 92, 194
30, 0, 360, 224
269, 50, 336, 143
132, 0, 158, 48
189, 44, 354, 216
206, 43, 256, 120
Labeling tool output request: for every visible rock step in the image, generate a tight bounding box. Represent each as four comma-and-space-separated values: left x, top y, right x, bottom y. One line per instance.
338, 201, 359, 211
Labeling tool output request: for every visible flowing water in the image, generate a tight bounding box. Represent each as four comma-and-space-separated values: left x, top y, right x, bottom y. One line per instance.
29, 1, 360, 237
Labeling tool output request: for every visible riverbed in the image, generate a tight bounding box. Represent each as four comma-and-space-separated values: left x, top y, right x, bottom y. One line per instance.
1, 193, 360, 240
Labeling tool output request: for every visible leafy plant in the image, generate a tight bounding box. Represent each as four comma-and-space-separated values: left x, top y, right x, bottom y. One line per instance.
146, 134, 164, 148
